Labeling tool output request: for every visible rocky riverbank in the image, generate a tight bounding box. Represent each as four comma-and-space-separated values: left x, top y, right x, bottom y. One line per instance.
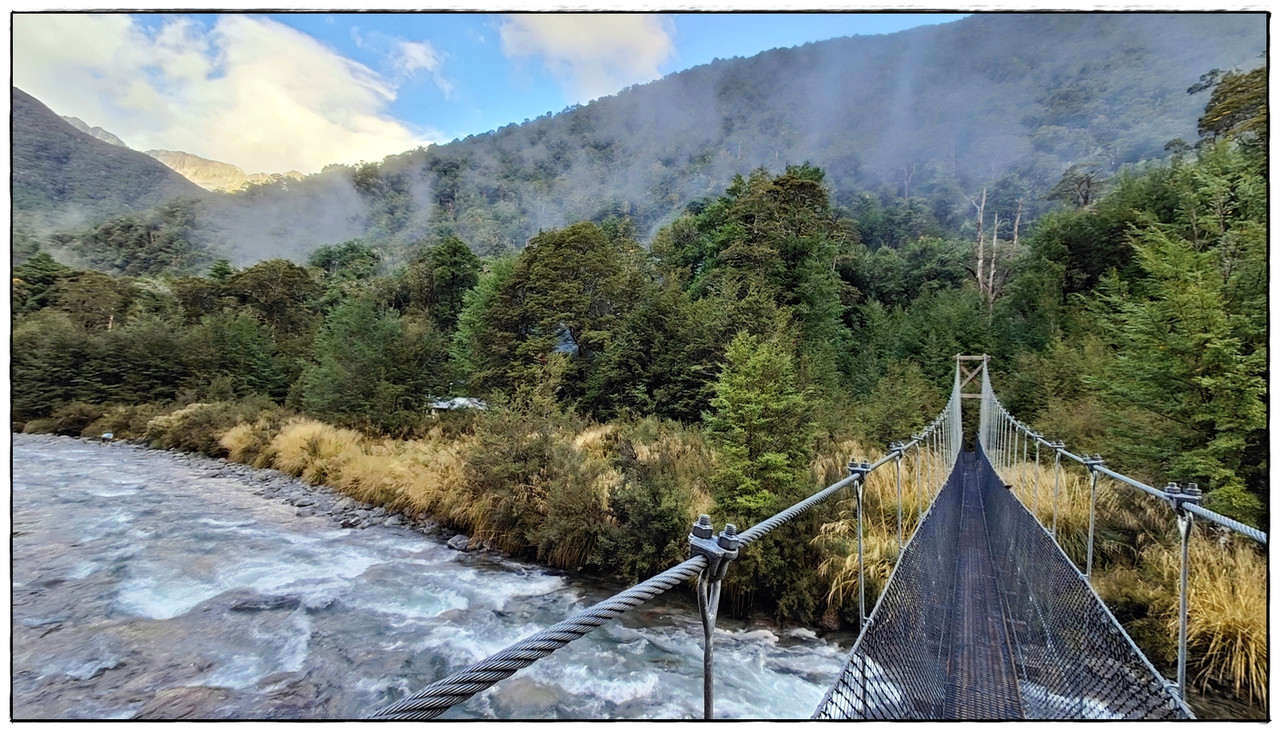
54, 435, 487, 554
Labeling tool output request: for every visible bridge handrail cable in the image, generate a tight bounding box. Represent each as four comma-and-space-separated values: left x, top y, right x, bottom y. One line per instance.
374, 391, 962, 720
983, 377, 1266, 546
978, 360, 1264, 703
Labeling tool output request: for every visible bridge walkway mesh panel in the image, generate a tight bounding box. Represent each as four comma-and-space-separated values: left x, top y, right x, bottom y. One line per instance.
943, 452, 1023, 718
814, 450, 1192, 720
976, 445, 1190, 719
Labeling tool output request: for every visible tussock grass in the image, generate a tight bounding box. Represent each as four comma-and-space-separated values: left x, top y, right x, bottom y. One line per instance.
269, 419, 365, 485
1150, 536, 1268, 705
1001, 455, 1267, 708
814, 441, 950, 615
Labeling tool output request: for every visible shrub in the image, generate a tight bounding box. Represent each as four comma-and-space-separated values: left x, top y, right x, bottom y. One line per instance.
84, 402, 171, 441
267, 419, 364, 485
48, 401, 105, 437
145, 396, 285, 456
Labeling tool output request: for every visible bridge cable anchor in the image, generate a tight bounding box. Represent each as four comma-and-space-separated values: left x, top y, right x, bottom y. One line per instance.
688, 514, 739, 719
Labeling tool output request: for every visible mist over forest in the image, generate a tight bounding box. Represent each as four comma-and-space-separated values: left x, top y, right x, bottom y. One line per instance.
12, 13, 1265, 271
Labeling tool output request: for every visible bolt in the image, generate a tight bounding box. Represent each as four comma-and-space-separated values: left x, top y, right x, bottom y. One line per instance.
1184, 483, 1202, 501
718, 524, 739, 551
691, 514, 713, 539
1165, 482, 1181, 496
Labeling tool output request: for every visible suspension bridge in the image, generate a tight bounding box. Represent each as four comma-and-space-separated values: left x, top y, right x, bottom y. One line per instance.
373, 356, 1266, 720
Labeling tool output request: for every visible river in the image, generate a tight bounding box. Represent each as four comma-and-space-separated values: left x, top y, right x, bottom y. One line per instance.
11, 433, 849, 720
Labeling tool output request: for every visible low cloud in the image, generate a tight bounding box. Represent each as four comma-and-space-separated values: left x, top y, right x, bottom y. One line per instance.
499, 14, 675, 103
12, 14, 433, 174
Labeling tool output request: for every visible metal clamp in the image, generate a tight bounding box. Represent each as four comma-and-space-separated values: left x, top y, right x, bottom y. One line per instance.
848, 459, 871, 480
1083, 454, 1105, 472
1163, 482, 1203, 516
689, 515, 740, 582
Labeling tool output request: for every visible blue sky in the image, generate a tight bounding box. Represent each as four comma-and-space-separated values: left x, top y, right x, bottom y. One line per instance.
12, 12, 966, 174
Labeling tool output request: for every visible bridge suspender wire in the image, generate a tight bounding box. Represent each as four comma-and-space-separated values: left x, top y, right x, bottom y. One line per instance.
372, 398, 960, 720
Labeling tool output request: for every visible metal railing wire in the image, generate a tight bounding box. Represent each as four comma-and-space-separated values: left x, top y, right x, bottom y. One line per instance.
977, 359, 1266, 704
373, 385, 963, 720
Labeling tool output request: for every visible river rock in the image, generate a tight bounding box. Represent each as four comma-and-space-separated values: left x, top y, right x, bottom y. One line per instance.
447, 534, 471, 551
228, 594, 302, 613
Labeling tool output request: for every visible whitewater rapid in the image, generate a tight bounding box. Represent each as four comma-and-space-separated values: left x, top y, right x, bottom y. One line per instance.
11, 433, 848, 720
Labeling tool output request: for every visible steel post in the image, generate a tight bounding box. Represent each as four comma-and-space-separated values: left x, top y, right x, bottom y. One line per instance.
1166, 482, 1202, 702
1084, 455, 1103, 579
893, 444, 904, 551
689, 515, 739, 720
1051, 444, 1063, 538
1032, 437, 1041, 519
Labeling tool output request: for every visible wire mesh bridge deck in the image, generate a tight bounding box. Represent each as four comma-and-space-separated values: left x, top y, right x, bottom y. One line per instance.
813, 448, 1188, 719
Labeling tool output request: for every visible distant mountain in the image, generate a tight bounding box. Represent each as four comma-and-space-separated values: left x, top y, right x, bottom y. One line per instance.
145, 149, 304, 192
60, 115, 129, 148
12, 87, 205, 236
12, 13, 1267, 271
221, 12, 1261, 261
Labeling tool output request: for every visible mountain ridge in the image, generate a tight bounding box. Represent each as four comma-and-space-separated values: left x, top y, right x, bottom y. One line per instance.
144, 149, 305, 192
12, 13, 1267, 270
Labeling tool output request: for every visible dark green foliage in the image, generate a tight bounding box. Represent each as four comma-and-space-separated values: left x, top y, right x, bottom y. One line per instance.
1192, 66, 1266, 152
595, 419, 707, 581
12, 252, 72, 315
297, 299, 451, 433
69, 199, 211, 276
856, 361, 945, 447
51, 270, 135, 330
90, 314, 188, 406
224, 259, 322, 337
424, 236, 482, 331
307, 239, 381, 280
702, 332, 827, 620
182, 310, 288, 400
1087, 147, 1265, 524
452, 222, 636, 400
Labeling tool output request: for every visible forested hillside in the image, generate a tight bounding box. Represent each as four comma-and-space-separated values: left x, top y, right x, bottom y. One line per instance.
12, 13, 1264, 271
11, 88, 208, 259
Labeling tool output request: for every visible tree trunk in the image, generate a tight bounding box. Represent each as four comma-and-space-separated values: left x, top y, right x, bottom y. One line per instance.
987, 212, 1000, 312
971, 189, 986, 299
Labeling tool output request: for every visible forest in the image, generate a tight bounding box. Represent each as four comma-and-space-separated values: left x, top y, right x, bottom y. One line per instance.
11, 65, 1267, 711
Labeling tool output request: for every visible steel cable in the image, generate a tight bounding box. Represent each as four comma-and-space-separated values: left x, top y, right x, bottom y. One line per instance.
371, 555, 708, 719
375, 409, 945, 720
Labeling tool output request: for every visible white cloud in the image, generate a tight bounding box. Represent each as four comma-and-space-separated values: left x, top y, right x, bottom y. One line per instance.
12, 14, 434, 174
498, 14, 675, 103
393, 40, 454, 97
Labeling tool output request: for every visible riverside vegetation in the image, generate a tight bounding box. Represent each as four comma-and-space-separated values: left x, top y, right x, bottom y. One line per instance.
11, 68, 1266, 714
